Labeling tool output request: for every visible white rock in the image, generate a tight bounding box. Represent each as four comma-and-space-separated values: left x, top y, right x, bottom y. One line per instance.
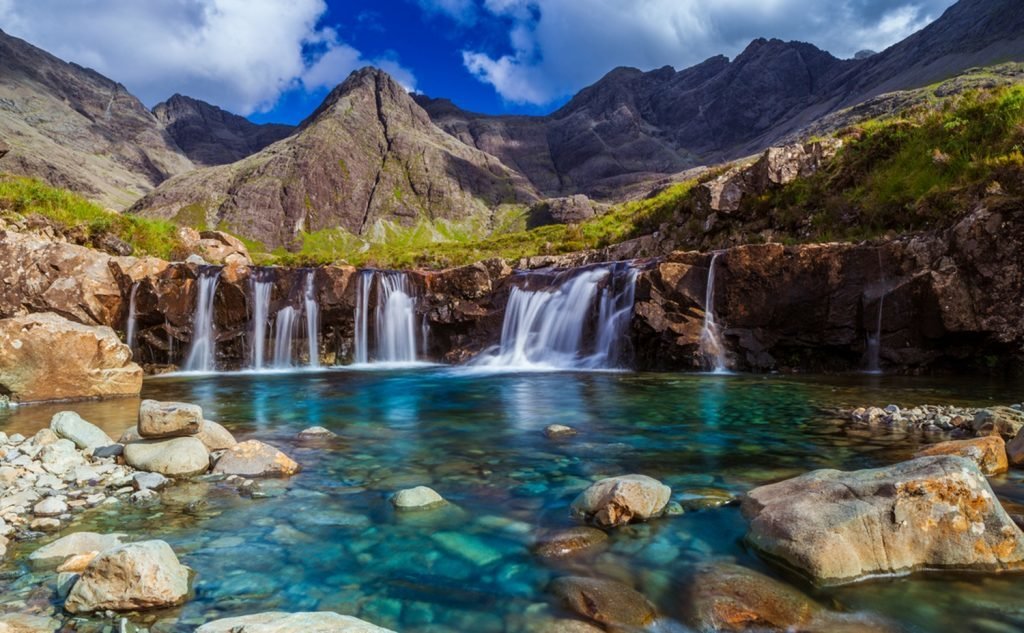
50, 411, 114, 451
195, 612, 397, 633
33, 497, 68, 517
29, 531, 126, 567
391, 486, 446, 511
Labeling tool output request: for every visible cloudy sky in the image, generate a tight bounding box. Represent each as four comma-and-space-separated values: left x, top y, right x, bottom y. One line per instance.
0, 0, 957, 123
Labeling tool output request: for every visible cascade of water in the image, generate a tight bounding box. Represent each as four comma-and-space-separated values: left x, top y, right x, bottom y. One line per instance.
375, 272, 418, 363
353, 270, 373, 364
865, 248, 886, 373
183, 267, 221, 372
698, 252, 729, 373
303, 270, 320, 368
249, 269, 274, 369
273, 306, 298, 368
125, 282, 139, 354
473, 262, 638, 370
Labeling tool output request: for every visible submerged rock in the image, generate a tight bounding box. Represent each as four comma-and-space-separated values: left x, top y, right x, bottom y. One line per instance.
212, 440, 300, 477
742, 456, 1024, 584
391, 486, 446, 511
548, 576, 657, 628
544, 424, 577, 439
64, 540, 189, 613
297, 426, 338, 441
123, 436, 211, 477
533, 527, 609, 559
138, 399, 203, 438
570, 475, 671, 527
29, 532, 126, 567
914, 436, 1008, 475
0, 313, 142, 403
49, 411, 114, 451
195, 611, 396, 633
0, 613, 62, 633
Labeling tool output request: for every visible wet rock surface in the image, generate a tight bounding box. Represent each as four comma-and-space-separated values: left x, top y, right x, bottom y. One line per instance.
570, 475, 671, 527
64, 540, 189, 613
548, 576, 658, 628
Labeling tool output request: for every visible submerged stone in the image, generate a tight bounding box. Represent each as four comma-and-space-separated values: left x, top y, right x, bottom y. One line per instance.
391, 486, 447, 511
533, 527, 608, 559
544, 424, 577, 439
548, 576, 657, 627
195, 611, 397, 632
431, 531, 504, 566
742, 456, 1024, 584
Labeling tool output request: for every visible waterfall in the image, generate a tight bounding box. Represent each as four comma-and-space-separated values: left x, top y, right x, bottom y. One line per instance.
125, 282, 139, 354
183, 267, 221, 372
865, 248, 886, 373
303, 270, 320, 368
249, 269, 274, 369
273, 306, 298, 368
352, 270, 419, 364
473, 262, 638, 370
698, 252, 729, 373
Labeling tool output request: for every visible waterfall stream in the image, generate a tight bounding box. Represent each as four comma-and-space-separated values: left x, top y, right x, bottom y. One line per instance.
249, 269, 274, 369
472, 262, 638, 370
698, 252, 729, 373
303, 270, 320, 368
353, 270, 420, 364
183, 267, 221, 372
125, 282, 139, 355
865, 248, 887, 373
273, 306, 298, 369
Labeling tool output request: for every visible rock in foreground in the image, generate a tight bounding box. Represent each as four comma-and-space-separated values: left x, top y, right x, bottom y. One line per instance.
64, 540, 189, 613
123, 436, 210, 477
742, 456, 1024, 584
548, 576, 657, 628
570, 475, 671, 527
195, 611, 396, 633
212, 440, 299, 477
0, 313, 142, 403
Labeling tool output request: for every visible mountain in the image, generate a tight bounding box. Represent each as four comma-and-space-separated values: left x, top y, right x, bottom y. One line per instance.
417, 0, 1024, 199
0, 28, 193, 209
153, 94, 294, 166
128, 68, 539, 248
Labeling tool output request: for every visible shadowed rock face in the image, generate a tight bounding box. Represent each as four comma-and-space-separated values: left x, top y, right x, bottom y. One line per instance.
129, 68, 540, 248
0, 29, 193, 209
416, 0, 1024, 198
153, 94, 294, 166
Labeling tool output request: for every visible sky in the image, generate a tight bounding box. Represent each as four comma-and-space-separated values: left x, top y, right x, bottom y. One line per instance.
0, 0, 959, 125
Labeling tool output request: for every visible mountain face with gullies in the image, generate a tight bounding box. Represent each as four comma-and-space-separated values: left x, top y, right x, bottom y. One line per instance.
128, 68, 540, 248
415, 0, 1024, 198
0, 28, 194, 209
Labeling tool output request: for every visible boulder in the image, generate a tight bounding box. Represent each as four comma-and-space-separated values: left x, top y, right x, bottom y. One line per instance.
123, 437, 210, 477
533, 527, 608, 559
391, 486, 446, 511
914, 436, 1008, 475
64, 540, 189, 613
212, 440, 299, 477
548, 576, 657, 628
971, 407, 1024, 439
0, 313, 142, 403
138, 399, 202, 438
742, 456, 1024, 584
0, 613, 62, 633
49, 411, 114, 451
197, 230, 252, 266
195, 612, 396, 633
296, 426, 338, 441
682, 563, 896, 632
528, 195, 599, 228
570, 475, 671, 527
195, 419, 237, 451
1006, 431, 1024, 467
29, 532, 126, 567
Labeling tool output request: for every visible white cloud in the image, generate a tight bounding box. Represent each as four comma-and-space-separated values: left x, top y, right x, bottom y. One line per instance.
0, 0, 416, 115
459, 0, 956, 105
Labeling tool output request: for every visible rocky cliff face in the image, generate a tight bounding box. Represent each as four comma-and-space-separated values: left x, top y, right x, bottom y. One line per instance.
129, 68, 540, 249
152, 95, 293, 166
417, 0, 1024, 199
0, 29, 193, 209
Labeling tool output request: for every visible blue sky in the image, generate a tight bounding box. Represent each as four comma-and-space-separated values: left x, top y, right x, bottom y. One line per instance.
1, 0, 958, 125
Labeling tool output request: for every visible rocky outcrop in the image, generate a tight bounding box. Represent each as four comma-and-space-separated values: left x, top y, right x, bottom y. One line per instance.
153, 94, 293, 166
195, 612, 396, 633
64, 540, 189, 613
129, 68, 538, 249
0, 313, 142, 403
570, 475, 671, 527
741, 456, 1024, 584
528, 195, 602, 228
0, 29, 193, 209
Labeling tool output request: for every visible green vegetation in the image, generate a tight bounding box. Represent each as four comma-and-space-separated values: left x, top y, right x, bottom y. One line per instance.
0, 176, 188, 259
745, 84, 1024, 240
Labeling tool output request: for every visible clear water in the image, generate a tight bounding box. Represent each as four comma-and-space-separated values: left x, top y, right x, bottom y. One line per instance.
2, 370, 1023, 632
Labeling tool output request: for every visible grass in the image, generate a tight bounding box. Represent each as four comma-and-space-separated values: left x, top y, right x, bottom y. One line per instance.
0, 176, 189, 259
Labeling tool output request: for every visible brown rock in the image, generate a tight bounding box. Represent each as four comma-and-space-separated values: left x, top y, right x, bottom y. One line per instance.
915, 436, 1008, 475
64, 540, 189, 613
197, 230, 251, 265
0, 313, 142, 403
138, 399, 203, 438
56, 551, 98, 573
570, 474, 671, 527
212, 440, 300, 477
533, 527, 608, 559
742, 456, 1024, 584
195, 420, 237, 451
548, 576, 657, 627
